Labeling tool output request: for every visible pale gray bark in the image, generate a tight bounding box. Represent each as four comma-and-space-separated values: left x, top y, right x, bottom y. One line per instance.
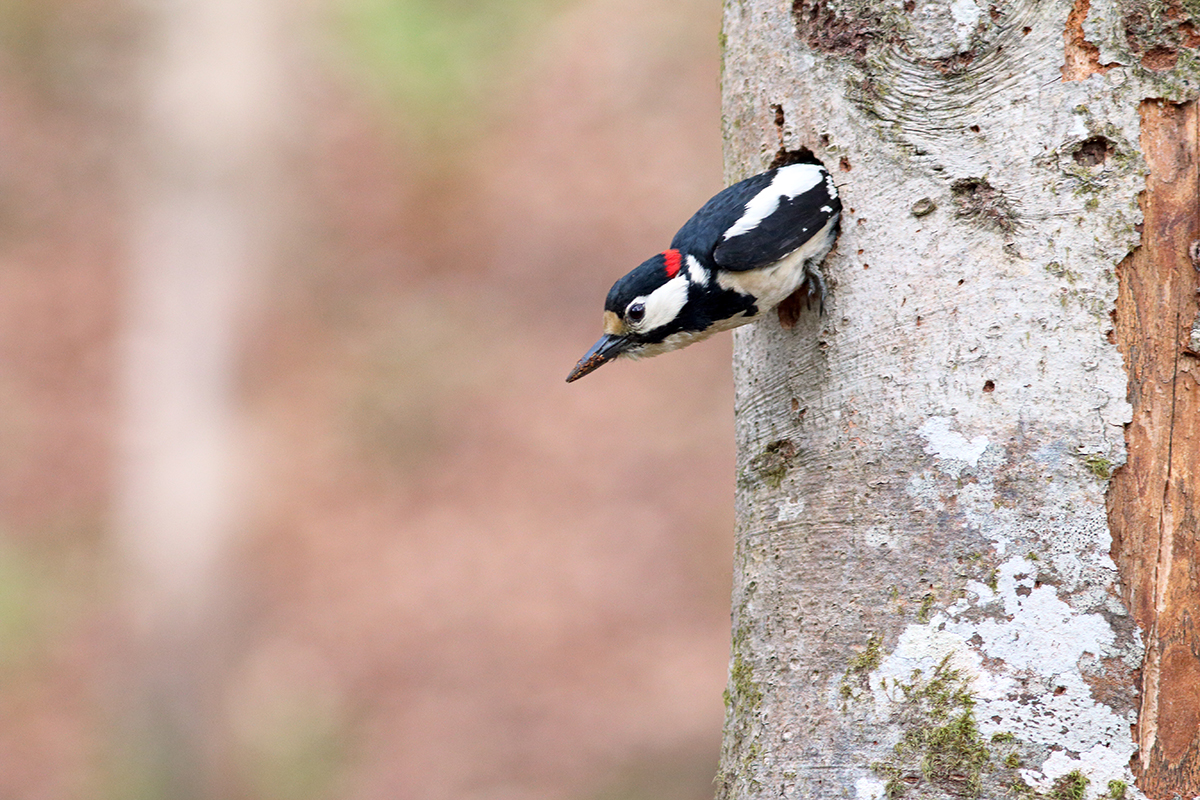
716, 0, 1198, 798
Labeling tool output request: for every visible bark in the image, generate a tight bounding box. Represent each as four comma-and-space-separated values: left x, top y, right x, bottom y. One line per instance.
1109, 100, 1200, 796
717, 0, 1199, 798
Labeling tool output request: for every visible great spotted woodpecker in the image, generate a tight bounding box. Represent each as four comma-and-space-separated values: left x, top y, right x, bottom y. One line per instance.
566, 161, 841, 382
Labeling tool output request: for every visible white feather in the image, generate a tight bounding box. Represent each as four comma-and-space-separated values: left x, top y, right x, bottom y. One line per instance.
722, 163, 827, 241
633, 274, 689, 333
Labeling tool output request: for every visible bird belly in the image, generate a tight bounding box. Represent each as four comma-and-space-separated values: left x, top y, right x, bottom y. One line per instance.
715, 215, 838, 312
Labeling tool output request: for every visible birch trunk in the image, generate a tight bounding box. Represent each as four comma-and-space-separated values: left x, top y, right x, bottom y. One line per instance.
717, 0, 1200, 797
117, 0, 285, 793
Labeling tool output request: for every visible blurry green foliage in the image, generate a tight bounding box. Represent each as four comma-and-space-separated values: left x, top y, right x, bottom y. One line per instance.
0, 0, 52, 63
333, 0, 568, 138
0, 533, 90, 679
0, 540, 45, 672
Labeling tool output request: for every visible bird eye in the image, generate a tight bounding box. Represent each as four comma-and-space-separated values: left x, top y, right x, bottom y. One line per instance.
627, 302, 646, 323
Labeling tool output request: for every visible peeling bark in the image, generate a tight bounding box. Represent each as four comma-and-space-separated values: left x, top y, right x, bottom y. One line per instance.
1063, 0, 1114, 79
1109, 98, 1200, 797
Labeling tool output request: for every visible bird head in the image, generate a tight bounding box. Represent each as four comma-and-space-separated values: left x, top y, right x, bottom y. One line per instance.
566, 250, 696, 382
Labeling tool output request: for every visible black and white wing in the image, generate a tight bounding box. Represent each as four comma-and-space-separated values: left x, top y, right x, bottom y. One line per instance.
709, 163, 841, 272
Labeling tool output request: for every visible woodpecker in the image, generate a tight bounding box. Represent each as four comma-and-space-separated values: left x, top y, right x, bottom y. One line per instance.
566, 161, 841, 382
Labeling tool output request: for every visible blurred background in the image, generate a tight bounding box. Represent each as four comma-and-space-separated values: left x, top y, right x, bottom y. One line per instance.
0, 0, 735, 797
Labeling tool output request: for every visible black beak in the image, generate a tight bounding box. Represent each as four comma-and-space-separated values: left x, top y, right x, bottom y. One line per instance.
566, 334, 633, 382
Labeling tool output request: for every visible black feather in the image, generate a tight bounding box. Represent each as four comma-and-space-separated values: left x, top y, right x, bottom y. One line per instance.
669, 164, 840, 273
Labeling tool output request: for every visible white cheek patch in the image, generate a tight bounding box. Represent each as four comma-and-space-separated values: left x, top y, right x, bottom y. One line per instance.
723, 163, 826, 240
686, 254, 708, 285
636, 274, 689, 332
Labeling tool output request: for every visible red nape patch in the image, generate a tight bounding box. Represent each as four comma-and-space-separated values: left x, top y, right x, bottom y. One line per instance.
662, 249, 682, 278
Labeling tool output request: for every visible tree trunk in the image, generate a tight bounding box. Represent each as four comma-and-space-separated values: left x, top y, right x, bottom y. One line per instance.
116, 0, 286, 794
717, 0, 1199, 798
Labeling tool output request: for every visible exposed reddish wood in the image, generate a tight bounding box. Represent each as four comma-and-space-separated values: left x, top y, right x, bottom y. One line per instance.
1062, 0, 1114, 80
1141, 46, 1181, 71
1109, 99, 1200, 798
776, 290, 803, 329
1183, 22, 1200, 49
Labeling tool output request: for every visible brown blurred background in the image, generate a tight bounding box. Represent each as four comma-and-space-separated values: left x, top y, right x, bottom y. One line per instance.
0, 0, 736, 797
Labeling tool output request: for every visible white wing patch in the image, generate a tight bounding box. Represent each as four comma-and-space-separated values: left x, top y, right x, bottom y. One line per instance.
722, 164, 826, 241
686, 254, 708, 286
634, 274, 689, 333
